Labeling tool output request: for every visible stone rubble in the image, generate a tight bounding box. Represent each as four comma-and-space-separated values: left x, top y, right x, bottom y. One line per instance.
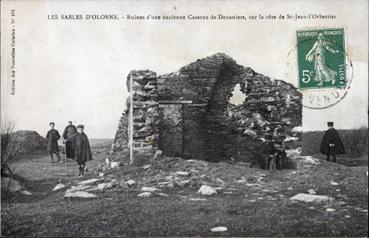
53, 183, 66, 191
289, 193, 334, 203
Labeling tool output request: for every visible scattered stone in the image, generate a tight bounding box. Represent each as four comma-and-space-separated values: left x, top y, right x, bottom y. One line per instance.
235, 179, 246, 184
141, 187, 159, 192
175, 180, 190, 187
345, 215, 350, 218
197, 185, 217, 196
287, 187, 293, 191
176, 171, 189, 176
99, 172, 105, 177
326, 208, 336, 212
189, 198, 208, 201
249, 199, 256, 202
166, 183, 175, 188
307, 189, 317, 195
211, 226, 228, 232
308, 206, 316, 210
142, 164, 151, 170
20, 190, 32, 196
78, 178, 101, 186
110, 162, 120, 169
290, 193, 333, 203
97, 182, 114, 192
53, 183, 66, 191
157, 181, 170, 187
165, 175, 175, 181
65, 185, 90, 193
301, 156, 320, 165
125, 179, 136, 187
137, 192, 152, 198
284, 136, 299, 142
157, 192, 169, 197
64, 191, 97, 199
330, 181, 339, 186
336, 189, 341, 192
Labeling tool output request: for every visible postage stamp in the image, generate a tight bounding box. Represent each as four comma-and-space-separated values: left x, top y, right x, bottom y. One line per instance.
297, 28, 346, 89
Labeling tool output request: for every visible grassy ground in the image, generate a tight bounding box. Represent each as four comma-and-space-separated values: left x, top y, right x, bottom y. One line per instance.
1, 141, 368, 237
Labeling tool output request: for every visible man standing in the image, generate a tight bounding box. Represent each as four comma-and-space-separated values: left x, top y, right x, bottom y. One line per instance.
62, 121, 77, 160
320, 121, 345, 162
74, 125, 93, 176
46, 122, 61, 163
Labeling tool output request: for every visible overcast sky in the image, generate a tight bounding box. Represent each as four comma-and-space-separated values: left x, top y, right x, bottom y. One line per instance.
1, 0, 367, 138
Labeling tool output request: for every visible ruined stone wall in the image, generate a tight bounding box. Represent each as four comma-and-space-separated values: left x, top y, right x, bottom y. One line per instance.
112, 112, 129, 155
112, 70, 160, 160
113, 53, 302, 163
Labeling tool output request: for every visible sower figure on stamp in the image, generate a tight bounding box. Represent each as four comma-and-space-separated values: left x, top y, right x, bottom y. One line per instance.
46, 122, 61, 163
74, 125, 92, 176
62, 121, 77, 160
320, 121, 345, 163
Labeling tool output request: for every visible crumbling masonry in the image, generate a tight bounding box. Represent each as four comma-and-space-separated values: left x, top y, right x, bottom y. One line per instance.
112, 53, 302, 164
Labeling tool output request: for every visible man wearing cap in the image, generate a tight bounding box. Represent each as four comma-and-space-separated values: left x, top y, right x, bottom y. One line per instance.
62, 121, 78, 159
74, 125, 93, 176
320, 121, 345, 162
46, 122, 61, 163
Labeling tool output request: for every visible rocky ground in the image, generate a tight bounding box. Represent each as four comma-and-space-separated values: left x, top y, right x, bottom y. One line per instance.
1, 141, 368, 237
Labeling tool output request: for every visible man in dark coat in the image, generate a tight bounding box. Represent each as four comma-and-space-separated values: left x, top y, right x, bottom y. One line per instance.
46, 122, 61, 163
62, 121, 77, 159
74, 125, 92, 176
320, 121, 345, 162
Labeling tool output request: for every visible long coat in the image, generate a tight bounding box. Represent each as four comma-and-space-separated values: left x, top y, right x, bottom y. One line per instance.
320, 128, 345, 155
62, 125, 77, 158
46, 129, 60, 153
74, 132, 93, 164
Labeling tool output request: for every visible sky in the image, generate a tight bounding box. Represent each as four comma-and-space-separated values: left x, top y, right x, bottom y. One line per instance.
1, 0, 368, 138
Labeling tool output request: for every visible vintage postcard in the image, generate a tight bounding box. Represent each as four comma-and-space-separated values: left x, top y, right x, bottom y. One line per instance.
1, 0, 368, 237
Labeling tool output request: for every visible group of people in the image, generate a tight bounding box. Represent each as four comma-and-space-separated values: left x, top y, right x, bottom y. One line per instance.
46, 121, 92, 176
263, 121, 345, 171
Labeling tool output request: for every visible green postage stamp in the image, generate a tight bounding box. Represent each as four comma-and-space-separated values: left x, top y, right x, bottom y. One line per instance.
297, 28, 346, 89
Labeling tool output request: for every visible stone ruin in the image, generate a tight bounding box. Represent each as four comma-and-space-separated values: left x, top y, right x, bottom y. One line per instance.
112, 53, 302, 166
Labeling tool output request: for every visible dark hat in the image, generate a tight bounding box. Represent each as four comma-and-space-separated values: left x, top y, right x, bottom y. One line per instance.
49, 122, 55, 126
77, 124, 84, 129
68, 121, 72, 123
327, 121, 334, 126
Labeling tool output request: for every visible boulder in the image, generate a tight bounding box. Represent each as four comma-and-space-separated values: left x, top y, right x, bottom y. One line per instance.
290, 193, 333, 203
197, 185, 217, 196
125, 179, 137, 187
97, 182, 114, 191
11, 130, 47, 153
137, 192, 152, 198
78, 178, 101, 186
211, 227, 228, 232
64, 191, 98, 199
20, 190, 32, 195
110, 162, 121, 169
176, 171, 189, 176
53, 183, 66, 191
141, 187, 159, 192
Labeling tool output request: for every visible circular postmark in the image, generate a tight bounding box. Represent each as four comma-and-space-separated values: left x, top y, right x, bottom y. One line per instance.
285, 28, 353, 110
